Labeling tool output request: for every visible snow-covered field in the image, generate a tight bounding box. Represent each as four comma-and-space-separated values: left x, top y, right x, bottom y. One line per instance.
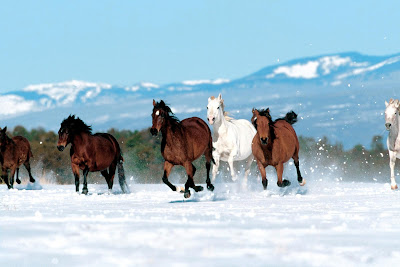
1, 180, 400, 267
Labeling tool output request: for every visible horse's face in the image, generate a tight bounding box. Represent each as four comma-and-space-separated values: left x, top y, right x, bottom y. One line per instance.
385, 99, 400, 131
207, 94, 223, 125
57, 126, 70, 151
151, 100, 166, 136
252, 109, 271, 145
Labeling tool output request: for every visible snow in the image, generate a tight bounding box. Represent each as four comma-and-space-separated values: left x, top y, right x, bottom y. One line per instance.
267, 61, 320, 79
182, 78, 230, 86
1, 181, 400, 266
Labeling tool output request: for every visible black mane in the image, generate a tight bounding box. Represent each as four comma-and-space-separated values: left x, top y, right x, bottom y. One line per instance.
154, 100, 181, 124
60, 115, 92, 134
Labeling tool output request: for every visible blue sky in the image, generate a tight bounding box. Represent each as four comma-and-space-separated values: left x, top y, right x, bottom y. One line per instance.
0, 0, 399, 93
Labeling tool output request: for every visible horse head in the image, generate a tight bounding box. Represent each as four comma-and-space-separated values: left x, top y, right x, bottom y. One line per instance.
252, 108, 273, 145
385, 99, 400, 131
57, 115, 92, 151
151, 100, 173, 136
207, 93, 225, 125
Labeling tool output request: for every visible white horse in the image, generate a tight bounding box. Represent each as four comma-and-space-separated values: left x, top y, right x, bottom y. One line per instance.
207, 94, 256, 183
385, 98, 400, 190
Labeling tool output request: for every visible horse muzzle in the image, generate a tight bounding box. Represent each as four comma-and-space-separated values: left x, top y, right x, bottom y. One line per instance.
260, 137, 268, 145
208, 117, 215, 125
386, 123, 392, 131
57, 145, 65, 152
150, 128, 159, 136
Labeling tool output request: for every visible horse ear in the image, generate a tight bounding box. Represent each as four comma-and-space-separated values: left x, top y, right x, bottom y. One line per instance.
266, 108, 270, 113
218, 93, 222, 101
3, 126, 7, 132
153, 99, 156, 106
385, 101, 389, 107
208, 97, 212, 103
253, 109, 259, 116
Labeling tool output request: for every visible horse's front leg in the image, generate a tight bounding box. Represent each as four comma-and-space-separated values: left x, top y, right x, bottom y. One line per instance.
256, 160, 268, 190
71, 163, 80, 193
183, 162, 203, 198
228, 149, 238, 181
211, 151, 220, 183
276, 163, 291, 188
2, 168, 11, 189
243, 155, 254, 185
82, 167, 89, 195
9, 167, 16, 189
162, 161, 182, 192
389, 150, 398, 190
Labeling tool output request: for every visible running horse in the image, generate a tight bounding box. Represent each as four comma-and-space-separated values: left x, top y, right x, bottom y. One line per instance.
251, 108, 306, 189
385, 98, 400, 190
151, 100, 215, 198
0, 127, 36, 189
57, 115, 130, 194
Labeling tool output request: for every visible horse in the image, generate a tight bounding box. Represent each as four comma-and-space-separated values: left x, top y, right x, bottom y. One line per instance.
251, 108, 306, 189
151, 100, 215, 198
0, 127, 36, 189
57, 115, 130, 194
385, 98, 400, 190
207, 94, 256, 184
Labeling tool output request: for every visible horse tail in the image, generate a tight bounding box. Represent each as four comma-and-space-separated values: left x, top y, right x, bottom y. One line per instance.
117, 151, 130, 194
283, 111, 298, 125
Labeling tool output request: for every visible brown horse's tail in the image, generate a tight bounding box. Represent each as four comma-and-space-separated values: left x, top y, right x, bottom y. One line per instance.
117, 152, 130, 194
283, 111, 298, 125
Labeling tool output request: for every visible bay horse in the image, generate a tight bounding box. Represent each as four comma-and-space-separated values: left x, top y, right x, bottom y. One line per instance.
57, 115, 130, 194
251, 108, 306, 190
151, 100, 215, 198
207, 94, 256, 183
385, 98, 400, 190
0, 127, 36, 189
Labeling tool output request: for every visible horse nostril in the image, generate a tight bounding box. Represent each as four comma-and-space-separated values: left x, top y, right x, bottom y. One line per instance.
386, 123, 392, 129
260, 137, 268, 144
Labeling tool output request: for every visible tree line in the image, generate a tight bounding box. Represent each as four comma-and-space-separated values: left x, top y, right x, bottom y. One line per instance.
0, 125, 392, 185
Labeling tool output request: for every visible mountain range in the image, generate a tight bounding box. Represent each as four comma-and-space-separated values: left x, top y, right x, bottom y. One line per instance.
1, 51, 399, 149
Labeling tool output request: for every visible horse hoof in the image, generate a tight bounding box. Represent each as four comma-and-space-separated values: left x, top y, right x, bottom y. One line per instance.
82, 188, 89, 195
262, 180, 268, 190
391, 184, 398, 190
184, 190, 191, 198
278, 180, 291, 187
194, 185, 203, 192
16, 179, 21, 184
207, 183, 215, 192
299, 179, 306, 186
30, 178, 35, 183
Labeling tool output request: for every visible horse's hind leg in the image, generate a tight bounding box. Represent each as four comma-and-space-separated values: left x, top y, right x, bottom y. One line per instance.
162, 161, 182, 192
204, 146, 215, 191
293, 154, 306, 186
183, 162, 201, 198
2, 170, 11, 189
256, 160, 268, 190
101, 169, 112, 193
23, 161, 35, 183
82, 167, 89, 195
108, 162, 117, 193
276, 163, 291, 188
389, 150, 398, 190
15, 168, 21, 184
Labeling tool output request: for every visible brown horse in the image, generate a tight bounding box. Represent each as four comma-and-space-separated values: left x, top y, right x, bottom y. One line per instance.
57, 115, 130, 194
251, 108, 306, 190
0, 127, 36, 189
151, 100, 215, 198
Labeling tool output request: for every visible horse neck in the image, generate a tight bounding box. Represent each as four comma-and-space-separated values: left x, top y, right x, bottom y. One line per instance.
71, 132, 90, 149
212, 110, 229, 134
161, 117, 181, 143
389, 114, 400, 150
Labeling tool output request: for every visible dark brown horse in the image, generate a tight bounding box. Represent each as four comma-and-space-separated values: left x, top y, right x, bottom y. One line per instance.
251, 108, 306, 190
0, 127, 35, 189
57, 115, 130, 194
151, 100, 215, 198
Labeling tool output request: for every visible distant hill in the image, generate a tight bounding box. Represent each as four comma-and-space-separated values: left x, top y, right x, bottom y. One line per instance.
1, 52, 399, 148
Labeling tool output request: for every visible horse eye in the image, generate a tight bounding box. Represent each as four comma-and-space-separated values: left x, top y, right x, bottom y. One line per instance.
217, 107, 220, 109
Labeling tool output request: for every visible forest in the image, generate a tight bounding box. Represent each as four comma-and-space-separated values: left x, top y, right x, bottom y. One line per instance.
0, 125, 391, 185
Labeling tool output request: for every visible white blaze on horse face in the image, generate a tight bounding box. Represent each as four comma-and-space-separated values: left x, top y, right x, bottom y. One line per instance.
207, 98, 222, 125
385, 105, 397, 126
155, 110, 160, 116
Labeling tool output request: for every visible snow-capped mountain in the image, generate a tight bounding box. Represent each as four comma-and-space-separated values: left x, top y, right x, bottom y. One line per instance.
1, 52, 399, 148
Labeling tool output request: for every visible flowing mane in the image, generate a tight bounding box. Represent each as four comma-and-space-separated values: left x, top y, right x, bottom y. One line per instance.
60, 115, 92, 134
209, 95, 233, 121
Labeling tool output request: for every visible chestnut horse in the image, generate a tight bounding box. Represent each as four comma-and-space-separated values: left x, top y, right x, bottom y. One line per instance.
0, 127, 36, 189
57, 115, 130, 194
251, 108, 306, 190
151, 100, 215, 198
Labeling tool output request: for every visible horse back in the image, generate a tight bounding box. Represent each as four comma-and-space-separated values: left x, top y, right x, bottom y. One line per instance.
180, 117, 212, 159
274, 120, 299, 154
